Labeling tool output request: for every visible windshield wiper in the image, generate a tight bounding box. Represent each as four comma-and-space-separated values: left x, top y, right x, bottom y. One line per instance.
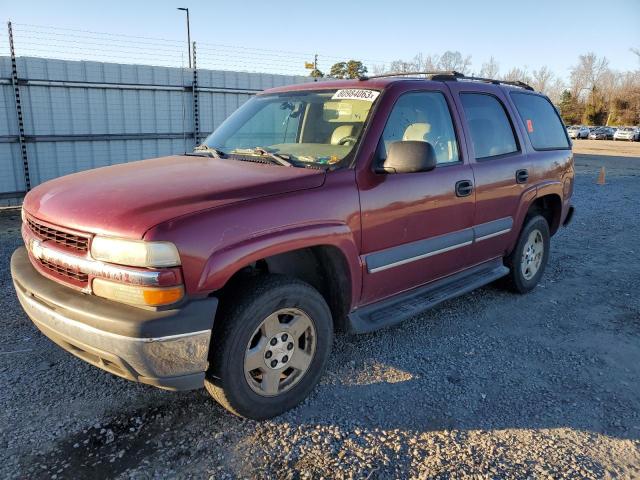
191, 145, 226, 158
231, 147, 293, 167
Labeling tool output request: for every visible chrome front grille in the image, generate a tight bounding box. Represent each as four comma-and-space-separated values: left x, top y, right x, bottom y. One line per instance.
37, 257, 89, 283
27, 217, 89, 252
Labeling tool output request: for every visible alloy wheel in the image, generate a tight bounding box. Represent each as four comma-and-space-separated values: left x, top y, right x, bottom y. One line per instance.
244, 308, 316, 397
521, 229, 544, 280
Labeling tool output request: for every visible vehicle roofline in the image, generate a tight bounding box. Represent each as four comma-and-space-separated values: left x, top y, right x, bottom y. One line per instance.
259, 77, 538, 96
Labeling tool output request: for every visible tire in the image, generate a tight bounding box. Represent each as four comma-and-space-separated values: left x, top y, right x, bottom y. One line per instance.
503, 215, 550, 294
205, 274, 333, 419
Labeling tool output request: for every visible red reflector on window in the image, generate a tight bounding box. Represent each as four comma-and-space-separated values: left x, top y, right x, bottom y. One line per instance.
527, 119, 534, 133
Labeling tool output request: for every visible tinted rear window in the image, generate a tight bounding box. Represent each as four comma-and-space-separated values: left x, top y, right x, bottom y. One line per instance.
510, 93, 570, 150
460, 93, 518, 159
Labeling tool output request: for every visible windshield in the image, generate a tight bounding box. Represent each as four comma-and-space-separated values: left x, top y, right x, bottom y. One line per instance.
201, 89, 379, 167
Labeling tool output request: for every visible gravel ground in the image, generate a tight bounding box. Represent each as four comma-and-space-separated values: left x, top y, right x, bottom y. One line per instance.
1, 147, 639, 479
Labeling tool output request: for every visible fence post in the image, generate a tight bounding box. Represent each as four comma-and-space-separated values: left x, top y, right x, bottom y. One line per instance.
192, 41, 200, 146
7, 21, 31, 192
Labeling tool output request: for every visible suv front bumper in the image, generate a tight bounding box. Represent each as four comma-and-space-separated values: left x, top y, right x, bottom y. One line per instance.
11, 247, 217, 391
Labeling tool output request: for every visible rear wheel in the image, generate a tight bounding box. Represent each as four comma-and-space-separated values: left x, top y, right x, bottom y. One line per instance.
205, 275, 333, 419
503, 215, 550, 293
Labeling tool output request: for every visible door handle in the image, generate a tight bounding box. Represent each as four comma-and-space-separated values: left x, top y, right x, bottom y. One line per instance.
516, 169, 529, 184
455, 180, 473, 197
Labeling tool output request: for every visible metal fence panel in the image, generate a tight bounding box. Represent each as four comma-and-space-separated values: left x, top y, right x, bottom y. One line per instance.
0, 143, 24, 197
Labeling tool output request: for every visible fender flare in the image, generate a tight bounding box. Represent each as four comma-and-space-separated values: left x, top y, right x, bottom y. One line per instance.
197, 222, 363, 306
512, 185, 538, 240
512, 181, 563, 246
535, 180, 563, 200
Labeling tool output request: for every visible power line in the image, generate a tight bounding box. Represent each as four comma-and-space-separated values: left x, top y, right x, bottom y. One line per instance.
13, 32, 186, 51
5, 22, 393, 75
16, 42, 184, 59
12, 22, 184, 44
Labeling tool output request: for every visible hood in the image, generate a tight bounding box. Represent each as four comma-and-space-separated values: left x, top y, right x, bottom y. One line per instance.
24, 155, 326, 238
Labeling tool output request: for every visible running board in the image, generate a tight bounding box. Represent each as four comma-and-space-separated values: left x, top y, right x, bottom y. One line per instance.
347, 259, 509, 334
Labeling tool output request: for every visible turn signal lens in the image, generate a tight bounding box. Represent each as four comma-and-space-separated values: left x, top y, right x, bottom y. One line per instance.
90, 237, 181, 268
93, 278, 184, 307
142, 287, 184, 306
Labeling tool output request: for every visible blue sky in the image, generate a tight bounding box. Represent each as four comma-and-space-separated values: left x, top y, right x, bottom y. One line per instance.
3, 0, 639, 79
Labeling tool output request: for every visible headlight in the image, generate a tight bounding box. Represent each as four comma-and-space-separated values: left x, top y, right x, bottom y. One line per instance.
90, 237, 181, 267
93, 278, 184, 306
21, 206, 26, 223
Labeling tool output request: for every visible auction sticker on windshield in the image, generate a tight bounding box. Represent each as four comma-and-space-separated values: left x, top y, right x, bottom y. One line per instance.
331, 89, 379, 102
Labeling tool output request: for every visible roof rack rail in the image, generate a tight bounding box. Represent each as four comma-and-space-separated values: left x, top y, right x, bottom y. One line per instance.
460, 75, 535, 91
358, 71, 464, 81
358, 71, 534, 91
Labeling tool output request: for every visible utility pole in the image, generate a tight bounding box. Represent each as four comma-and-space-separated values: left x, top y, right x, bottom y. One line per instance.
177, 7, 191, 68
306, 54, 321, 81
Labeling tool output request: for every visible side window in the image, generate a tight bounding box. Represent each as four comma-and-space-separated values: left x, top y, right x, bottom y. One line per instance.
460, 93, 518, 160
510, 93, 570, 150
380, 91, 459, 165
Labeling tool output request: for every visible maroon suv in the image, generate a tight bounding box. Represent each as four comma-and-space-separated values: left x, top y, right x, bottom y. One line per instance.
11, 72, 574, 419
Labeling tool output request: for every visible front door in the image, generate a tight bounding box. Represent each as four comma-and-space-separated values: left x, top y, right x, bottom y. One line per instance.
358, 88, 475, 305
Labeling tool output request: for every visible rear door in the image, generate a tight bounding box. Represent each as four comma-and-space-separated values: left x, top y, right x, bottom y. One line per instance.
447, 83, 532, 265
357, 86, 475, 304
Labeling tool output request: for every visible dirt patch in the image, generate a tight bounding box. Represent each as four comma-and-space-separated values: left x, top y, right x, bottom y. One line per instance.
572, 138, 640, 158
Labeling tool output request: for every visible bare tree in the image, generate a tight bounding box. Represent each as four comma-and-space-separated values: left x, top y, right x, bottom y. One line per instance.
438, 51, 472, 74
367, 51, 472, 75
371, 63, 388, 75
531, 66, 553, 93
387, 59, 418, 73
546, 77, 567, 104
413, 53, 439, 72
357, 50, 637, 122
376, 53, 439, 75
479, 57, 500, 78
569, 52, 610, 99
502, 67, 532, 84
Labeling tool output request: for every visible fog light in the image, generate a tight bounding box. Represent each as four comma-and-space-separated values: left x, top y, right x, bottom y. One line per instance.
93, 278, 184, 307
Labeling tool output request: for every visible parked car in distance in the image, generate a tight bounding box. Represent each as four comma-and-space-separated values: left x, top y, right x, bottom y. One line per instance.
567, 125, 589, 139
11, 73, 575, 420
589, 127, 614, 140
614, 126, 640, 141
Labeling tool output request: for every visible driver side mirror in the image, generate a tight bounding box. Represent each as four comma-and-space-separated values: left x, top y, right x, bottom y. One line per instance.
376, 141, 437, 174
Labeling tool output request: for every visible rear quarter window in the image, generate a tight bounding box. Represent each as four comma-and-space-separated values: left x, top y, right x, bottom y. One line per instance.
510, 93, 570, 150
459, 93, 519, 160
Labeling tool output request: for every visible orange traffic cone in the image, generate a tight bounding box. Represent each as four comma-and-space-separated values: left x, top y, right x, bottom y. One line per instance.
597, 166, 606, 185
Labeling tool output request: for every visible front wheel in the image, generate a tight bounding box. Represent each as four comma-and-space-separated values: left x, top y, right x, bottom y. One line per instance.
205, 274, 333, 419
503, 215, 550, 293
